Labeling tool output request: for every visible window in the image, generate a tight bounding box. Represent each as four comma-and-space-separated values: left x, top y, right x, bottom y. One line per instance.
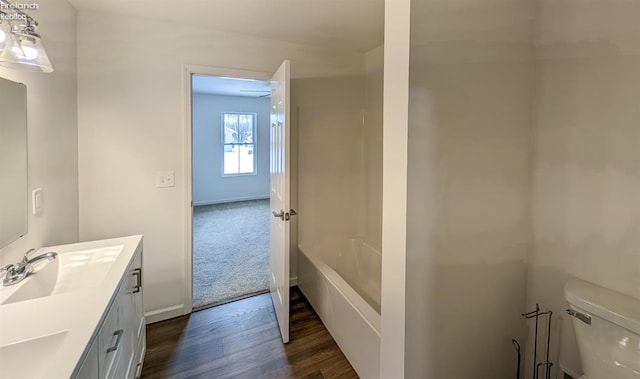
222, 112, 257, 175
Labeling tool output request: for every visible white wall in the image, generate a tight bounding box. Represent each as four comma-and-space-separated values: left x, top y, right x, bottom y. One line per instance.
404, 1, 534, 377
397, 1, 640, 378
192, 94, 270, 205
528, 1, 640, 376
0, 0, 78, 266
76, 10, 365, 319
379, 0, 410, 376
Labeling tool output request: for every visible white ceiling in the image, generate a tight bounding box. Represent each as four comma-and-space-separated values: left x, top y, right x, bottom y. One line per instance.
192, 75, 271, 97
66, 0, 384, 52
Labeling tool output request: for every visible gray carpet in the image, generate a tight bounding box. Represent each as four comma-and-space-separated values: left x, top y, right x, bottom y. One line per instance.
193, 199, 270, 309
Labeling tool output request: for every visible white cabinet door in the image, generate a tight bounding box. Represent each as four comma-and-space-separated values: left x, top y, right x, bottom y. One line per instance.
121, 248, 145, 379
131, 251, 144, 344
131, 250, 145, 378
98, 286, 124, 379
98, 261, 136, 379
120, 270, 135, 379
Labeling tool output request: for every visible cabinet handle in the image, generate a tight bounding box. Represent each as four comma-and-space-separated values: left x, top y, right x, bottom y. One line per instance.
132, 268, 142, 293
106, 329, 124, 353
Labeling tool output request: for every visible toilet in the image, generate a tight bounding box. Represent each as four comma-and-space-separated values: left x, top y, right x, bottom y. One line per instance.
564, 278, 640, 379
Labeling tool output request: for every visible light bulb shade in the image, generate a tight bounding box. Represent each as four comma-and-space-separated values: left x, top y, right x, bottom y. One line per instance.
0, 31, 53, 72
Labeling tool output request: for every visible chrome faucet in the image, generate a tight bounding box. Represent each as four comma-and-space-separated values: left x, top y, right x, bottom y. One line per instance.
1, 248, 58, 286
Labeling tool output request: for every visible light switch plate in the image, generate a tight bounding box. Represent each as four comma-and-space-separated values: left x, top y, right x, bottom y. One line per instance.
155, 171, 175, 188
32, 188, 43, 215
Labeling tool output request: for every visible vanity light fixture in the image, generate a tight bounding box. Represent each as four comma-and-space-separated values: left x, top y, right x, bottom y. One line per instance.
0, 0, 53, 73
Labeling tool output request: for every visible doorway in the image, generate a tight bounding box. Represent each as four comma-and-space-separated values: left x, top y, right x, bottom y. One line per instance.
191, 74, 273, 310
183, 62, 291, 343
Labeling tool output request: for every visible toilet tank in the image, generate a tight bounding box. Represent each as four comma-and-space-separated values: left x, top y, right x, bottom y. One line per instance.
564, 278, 640, 379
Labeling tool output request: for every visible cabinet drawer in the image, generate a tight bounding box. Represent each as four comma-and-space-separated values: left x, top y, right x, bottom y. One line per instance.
98, 291, 122, 378
133, 328, 146, 379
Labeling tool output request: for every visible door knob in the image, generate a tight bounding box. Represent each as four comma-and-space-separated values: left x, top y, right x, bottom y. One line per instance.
272, 209, 296, 221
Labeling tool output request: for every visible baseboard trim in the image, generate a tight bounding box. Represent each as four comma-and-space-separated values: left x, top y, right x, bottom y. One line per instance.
145, 304, 185, 324
193, 195, 269, 206
148, 278, 298, 324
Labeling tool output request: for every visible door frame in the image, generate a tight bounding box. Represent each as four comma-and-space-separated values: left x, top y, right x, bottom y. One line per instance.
182, 64, 273, 314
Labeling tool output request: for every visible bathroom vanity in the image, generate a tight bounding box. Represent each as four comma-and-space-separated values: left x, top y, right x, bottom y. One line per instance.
0, 235, 145, 378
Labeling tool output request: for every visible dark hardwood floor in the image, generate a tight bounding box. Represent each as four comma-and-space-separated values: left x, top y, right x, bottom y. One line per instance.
141, 287, 359, 379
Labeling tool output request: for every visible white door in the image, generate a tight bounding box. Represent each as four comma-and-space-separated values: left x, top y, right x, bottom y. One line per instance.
270, 60, 291, 343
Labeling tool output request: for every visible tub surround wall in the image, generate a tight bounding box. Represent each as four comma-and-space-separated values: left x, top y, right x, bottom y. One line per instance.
0, 0, 78, 265
296, 49, 384, 251
76, 10, 366, 319
529, 0, 640, 375
295, 71, 385, 378
192, 94, 271, 205
405, 1, 534, 377
295, 75, 366, 248
363, 45, 384, 247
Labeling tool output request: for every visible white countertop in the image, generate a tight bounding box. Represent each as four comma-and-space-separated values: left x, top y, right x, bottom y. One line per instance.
0, 235, 143, 379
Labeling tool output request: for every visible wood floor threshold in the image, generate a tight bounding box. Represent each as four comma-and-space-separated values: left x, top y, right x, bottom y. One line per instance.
192, 289, 270, 312
142, 287, 359, 379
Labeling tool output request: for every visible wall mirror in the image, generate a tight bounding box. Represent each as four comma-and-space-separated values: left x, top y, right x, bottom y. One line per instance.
0, 77, 28, 249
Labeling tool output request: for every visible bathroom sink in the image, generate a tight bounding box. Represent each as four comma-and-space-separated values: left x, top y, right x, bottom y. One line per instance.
0, 245, 123, 305
0, 257, 59, 305
0, 330, 69, 378
49, 245, 123, 294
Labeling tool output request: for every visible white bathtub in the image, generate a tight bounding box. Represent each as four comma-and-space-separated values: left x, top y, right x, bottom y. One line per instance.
298, 236, 381, 379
